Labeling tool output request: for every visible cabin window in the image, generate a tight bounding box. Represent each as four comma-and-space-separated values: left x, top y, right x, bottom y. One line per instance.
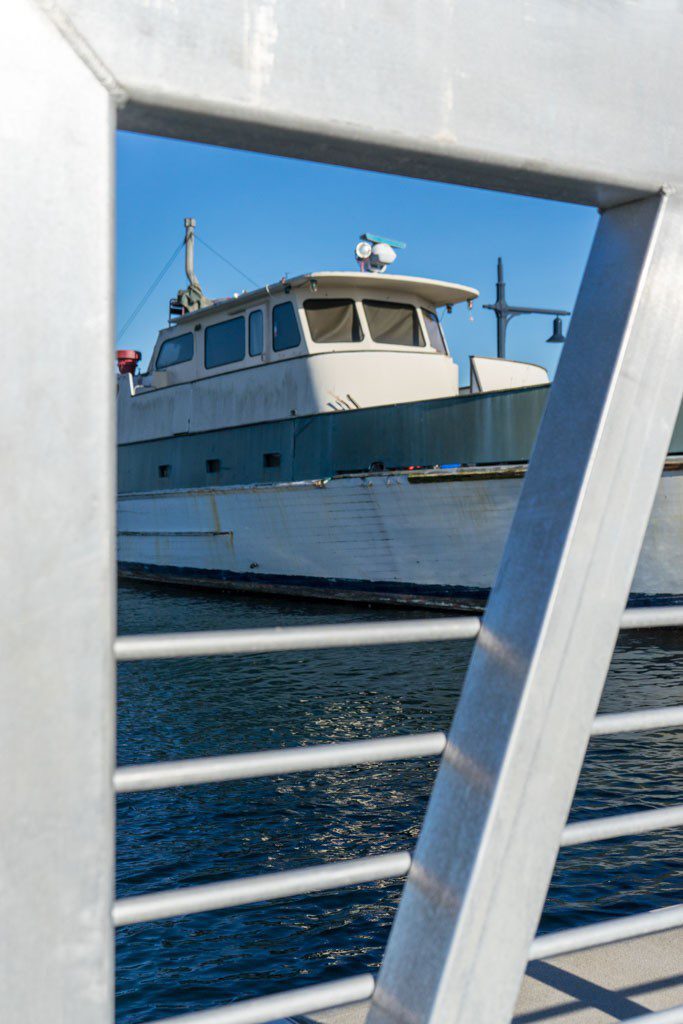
263, 452, 281, 468
205, 316, 246, 368
206, 459, 220, 473
304, 299, 362, 344
422, 309, 447, 353
249, 309, 264, 356
364, 301, 425, 347
156, 332, 194, 369
272, 302, 301, 352
158, 464, 171, 478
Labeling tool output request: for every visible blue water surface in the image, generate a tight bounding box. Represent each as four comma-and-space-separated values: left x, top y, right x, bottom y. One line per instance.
116, 583, 683, 1023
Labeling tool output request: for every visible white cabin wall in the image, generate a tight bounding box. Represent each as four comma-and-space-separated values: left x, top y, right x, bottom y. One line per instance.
304, 350, 458, 413
119, 278, 465, 444
117, 349, 459, 443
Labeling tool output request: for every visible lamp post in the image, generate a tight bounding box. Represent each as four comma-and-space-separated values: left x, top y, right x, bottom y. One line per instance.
483, 257, 570, 358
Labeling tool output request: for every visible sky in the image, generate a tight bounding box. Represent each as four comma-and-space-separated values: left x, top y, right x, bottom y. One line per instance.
116, 131, 599, 381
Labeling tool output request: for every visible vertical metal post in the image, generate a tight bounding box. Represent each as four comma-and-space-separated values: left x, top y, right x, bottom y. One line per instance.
495, 257, 507, 358
368, 191, 683, 1024
483, 257, 570, 357
0, 3, 115, 1022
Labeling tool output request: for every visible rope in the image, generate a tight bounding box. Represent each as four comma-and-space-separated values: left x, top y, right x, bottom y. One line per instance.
117, 239, 185, 341
195, 234, 259, 288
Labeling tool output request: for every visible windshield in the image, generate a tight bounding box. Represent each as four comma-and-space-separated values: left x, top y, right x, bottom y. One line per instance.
422, 309, 447, 353
156, 333, 194, 369
363, 301, 424, 347
305, 299, 362, 343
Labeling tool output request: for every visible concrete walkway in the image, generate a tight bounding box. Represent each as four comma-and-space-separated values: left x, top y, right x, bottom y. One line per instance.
298, 928, 683, 1024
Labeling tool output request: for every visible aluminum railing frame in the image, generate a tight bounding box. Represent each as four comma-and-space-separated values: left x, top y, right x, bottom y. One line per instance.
6, 2, 683, 1024
2, 4, 116, 1023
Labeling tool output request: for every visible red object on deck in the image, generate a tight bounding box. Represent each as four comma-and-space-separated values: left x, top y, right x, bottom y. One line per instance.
116, 350, 141, 375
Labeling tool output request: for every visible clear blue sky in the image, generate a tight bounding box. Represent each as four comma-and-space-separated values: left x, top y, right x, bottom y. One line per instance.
116, 131, 598, 380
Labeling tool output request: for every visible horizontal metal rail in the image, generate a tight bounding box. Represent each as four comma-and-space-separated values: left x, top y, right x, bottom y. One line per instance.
561, 805, 683, 847
114, 605, 683, 662
530, 904, 683, 960
115, 804, 682, 925
592, 706, 683, 735
618, 1006, 683, 1024
116, 703, 683, 794
113, 852, 410, 926
620, 606, 683, 630
148, 981, 683, 1024
115, 732, 447, 793
115, 617, 481, 662
140, 910, 683, 1024
116, 705, 683, 794
151, 974, 375, 1024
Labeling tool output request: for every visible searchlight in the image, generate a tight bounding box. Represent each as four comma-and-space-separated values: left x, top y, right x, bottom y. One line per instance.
355, 233, 406, 273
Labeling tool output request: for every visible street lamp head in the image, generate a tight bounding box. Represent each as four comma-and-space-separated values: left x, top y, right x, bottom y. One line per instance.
546, 316, 567, 344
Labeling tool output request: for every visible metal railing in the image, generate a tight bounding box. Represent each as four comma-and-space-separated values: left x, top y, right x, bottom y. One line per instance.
115, 607, 683, 1024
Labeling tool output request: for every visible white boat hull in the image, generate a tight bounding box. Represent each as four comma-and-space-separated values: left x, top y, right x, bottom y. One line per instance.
118, 465, 683, 610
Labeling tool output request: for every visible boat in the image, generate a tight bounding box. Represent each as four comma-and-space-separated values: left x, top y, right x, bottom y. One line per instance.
116, 221, 683, 610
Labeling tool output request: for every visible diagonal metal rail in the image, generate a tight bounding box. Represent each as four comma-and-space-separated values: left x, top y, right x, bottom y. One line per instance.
368, 193, 683, 1024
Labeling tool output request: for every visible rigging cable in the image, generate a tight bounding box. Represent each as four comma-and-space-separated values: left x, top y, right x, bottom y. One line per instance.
195, 233, 259, 289
117, 238, 185, 341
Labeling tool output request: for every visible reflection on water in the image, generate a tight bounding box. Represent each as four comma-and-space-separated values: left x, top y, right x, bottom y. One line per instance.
116, 582, 683, 1024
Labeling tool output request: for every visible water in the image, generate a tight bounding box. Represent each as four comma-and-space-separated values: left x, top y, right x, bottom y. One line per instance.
117, 582, 683, 1023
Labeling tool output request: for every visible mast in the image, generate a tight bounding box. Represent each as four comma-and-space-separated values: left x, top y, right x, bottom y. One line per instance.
184, 217, 200, 289
170, 217, 211, 316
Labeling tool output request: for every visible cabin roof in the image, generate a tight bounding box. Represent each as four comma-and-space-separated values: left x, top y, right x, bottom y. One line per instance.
172, 272, 479, 326
297, 272, 478, 306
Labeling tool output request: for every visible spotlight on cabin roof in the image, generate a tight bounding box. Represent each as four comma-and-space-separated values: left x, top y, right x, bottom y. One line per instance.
355, 233, 406, 274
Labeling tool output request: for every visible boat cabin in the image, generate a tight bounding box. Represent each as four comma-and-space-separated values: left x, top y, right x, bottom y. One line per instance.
117, 272, 478, 445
